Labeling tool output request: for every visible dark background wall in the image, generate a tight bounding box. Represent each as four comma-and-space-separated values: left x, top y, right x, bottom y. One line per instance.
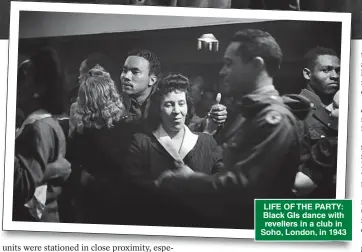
18, 19, 342, 98
18, 11, 264, 39
1, 0, 359, 39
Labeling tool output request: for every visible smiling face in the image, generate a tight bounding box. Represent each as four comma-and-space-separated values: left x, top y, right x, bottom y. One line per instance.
306, 54, 340, 96
160, 90, 188, 133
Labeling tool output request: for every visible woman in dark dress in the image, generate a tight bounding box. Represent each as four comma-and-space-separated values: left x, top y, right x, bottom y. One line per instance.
122, 73, 224, 228
68, 66, 133, 224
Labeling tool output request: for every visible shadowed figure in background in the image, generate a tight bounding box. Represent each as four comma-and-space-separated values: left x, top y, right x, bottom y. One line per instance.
154, 29, 311, 229
14, 47, 71, 222
68, 52, 116, 108
189, 75, 224, 120
68, 66, 133, 224
294, 47, 340, 198
15, 54, 30, 129
63, 52, 116, 145
189, 75, 206, 118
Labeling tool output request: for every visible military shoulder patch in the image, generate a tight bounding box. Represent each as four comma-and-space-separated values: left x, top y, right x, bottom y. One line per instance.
265, 110, 282, 125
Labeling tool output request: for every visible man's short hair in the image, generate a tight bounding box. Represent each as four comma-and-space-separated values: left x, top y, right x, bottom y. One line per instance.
127, 49, 161, 78
303, 46, 339, 70
231, 29, 283, 77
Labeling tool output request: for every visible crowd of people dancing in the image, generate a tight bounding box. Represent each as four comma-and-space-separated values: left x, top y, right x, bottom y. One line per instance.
13, 28, 340, 229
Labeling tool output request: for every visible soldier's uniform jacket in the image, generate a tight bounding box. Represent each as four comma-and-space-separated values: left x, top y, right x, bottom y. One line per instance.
160, 85, 311, 229
298, 88, 338, 198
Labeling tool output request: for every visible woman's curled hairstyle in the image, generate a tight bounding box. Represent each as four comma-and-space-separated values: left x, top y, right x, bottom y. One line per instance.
69, 66, 126, 135
148, 73, 195, 130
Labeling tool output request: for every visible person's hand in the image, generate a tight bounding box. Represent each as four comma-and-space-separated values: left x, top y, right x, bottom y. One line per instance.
293, 172, 317, 197
42, 157, 71, 186
155, 161, 194, 187
203, 93, 226, 135
209, 93, 227, 124
154, 170, 174, 187
173, 160, 194, 176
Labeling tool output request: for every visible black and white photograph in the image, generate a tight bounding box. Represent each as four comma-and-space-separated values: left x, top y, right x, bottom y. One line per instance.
0, 0, 361, 39
3, 2, 351, 239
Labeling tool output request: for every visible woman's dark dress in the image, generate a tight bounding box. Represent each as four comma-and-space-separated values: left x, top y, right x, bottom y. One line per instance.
68, 120, 134, 224
122, 130, 223, 228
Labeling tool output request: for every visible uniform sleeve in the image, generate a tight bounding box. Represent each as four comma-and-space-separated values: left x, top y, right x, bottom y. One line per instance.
300, 137, 337, 185
297, 118, 337, 186
160, 108, 299, 199
214, 110, 297, 196
14, 122, 55, 205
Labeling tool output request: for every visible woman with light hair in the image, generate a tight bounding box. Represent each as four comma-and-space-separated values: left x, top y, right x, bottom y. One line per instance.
69, 66, 125, 137
68, 66, 132, 224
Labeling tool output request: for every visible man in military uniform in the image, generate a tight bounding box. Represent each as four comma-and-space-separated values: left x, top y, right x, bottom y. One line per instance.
294, 47, 340, 198
155, 29, 310, 229
120, 49, 227, 132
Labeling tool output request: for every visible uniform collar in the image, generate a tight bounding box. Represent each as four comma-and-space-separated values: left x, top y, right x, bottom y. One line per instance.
237, 85, 281, 118
123, 85, 157, 117
301, 88, 324, 108
235, 85, 279, 102
234, 85, 278, 105
131, 85, 157, 107
300, 88, 337, 131
250, 85, 277, 96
